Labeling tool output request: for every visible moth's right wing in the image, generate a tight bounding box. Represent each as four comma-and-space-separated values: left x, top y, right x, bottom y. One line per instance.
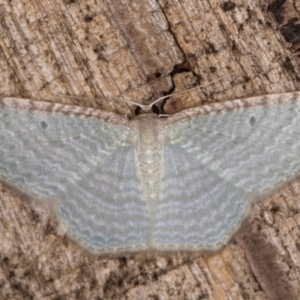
154, 92, 300, 250
153, 143, 248, 250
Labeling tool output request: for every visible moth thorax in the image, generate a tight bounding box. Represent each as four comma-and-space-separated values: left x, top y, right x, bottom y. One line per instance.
134, 122, 163, 204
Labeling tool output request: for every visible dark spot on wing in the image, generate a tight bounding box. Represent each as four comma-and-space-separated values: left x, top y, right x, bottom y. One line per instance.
40, 120, 48, 129
249, 116, 256, 126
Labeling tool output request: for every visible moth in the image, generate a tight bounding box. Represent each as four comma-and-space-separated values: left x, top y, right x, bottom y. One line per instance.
1, 91, 299, 252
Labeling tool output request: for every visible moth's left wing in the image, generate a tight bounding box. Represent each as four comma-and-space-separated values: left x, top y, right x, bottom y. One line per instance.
58, 145, 149, 252
0, 98, 130, 198
0, 98, 152, 252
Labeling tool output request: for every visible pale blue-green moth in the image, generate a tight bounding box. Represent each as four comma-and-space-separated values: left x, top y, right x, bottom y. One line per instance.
0, 91, 300, 252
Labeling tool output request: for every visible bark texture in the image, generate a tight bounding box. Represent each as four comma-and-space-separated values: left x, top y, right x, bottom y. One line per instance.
0, 0, 300, 299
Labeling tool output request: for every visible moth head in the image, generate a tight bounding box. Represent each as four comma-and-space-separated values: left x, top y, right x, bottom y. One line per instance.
124, 100, 161, 116
124, 73, 234, 117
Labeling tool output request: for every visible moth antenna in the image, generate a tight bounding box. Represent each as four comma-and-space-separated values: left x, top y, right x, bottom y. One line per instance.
120, 73, 235, 112
53, 93, 137, 115
54, 73, 234, 113
121, 100, 153, 112
54, 94, 92, 102
148, 73, 235, 108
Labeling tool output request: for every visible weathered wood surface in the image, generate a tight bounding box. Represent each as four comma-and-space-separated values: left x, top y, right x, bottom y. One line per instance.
0, 0, 300, 299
